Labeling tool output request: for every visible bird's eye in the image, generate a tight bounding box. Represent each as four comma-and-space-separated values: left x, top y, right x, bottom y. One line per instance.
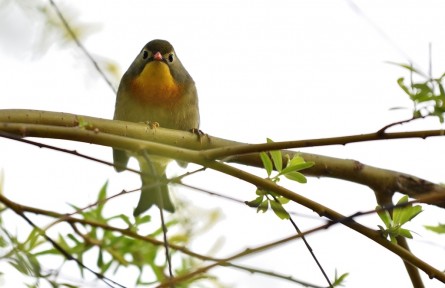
142, 50, 149, 60
168, 53, 174, 63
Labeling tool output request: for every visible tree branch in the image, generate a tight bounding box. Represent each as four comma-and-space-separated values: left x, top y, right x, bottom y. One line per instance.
1, 109, 444, 209
1, 109, 445, 283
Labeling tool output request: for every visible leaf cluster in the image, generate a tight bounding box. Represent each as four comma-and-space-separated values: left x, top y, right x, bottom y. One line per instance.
0, 211, 84, 288
245, 139, 314, 220
0, 182, 218, 287
393, 62, 445, 122
377, 196, 422, 244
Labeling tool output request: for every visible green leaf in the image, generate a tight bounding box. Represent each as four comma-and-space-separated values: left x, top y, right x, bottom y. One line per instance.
412, 87, 432, 102
24, 228, 43, 251
135, 214, 151, 225
287, 154, 305, 166
332, 270, 349, 287
267, 138, 282, 172
281, 154, 303, 175
270, 150, 282, 172
376, 206, 392, 228
378, 197, 422, 242
100, 259, 113, 274
439, 82, 445, 97
8, 252, 41, 277
97, 248, 104, 267
393, 195, 422, 225
413, 82, 432, 94
270, 200, 289, 220
284, 171, 307, 183
245, 196, 264, 208
119, 214, 132, 226
280, 162, 314, 175
0, 234, 6, 248
392, 195, 408, 223
278, 197, 290, 204
106, 247, 128, 265
259, 152, 273, 177
96, 181, 109, 218
398, 228, 413, 239
400, 205, 422, 225
424, 223, 445, 234
257, 200, 269, 213
386, 61, 421, 74
397, 77, 412, 96
389, 234, 398, 244
58, 233, 72, 251
256, 188, 267, 196
413, 110, 422, 118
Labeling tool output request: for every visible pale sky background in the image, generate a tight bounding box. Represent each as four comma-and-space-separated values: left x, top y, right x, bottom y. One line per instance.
1, 0, 445, 287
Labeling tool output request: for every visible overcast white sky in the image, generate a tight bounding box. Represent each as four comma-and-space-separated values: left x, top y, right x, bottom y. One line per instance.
1, 0, 445, 287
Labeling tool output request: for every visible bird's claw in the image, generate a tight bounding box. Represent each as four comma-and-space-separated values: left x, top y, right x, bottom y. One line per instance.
145, 121, 160, 129
190, 128, 209, 143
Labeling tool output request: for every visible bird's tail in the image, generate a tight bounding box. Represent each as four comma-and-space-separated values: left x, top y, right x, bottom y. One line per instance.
133, 155, 175, 216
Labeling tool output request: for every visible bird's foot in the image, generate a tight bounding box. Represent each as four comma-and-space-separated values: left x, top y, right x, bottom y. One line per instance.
145, 121, 160, 129
190, 128, 209, 143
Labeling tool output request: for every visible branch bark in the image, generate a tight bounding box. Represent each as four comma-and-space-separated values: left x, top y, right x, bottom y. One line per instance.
1, 109, 444, 208
1, 109, 445, 283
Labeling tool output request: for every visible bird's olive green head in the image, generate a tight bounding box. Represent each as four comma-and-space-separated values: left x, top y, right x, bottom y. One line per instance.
123, 39, 192, 85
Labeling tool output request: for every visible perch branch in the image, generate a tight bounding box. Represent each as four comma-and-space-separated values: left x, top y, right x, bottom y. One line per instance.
0, 109, 444, 282
1, 109, 444, 209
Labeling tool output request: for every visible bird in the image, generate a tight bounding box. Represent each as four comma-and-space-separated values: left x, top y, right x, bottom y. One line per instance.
113, 39, 200, 216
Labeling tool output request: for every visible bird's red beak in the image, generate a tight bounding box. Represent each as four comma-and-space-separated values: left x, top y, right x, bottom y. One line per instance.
154, 52, 163, 61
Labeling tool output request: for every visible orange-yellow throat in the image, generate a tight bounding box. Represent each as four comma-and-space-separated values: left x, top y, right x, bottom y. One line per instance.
131, 61, 182, 106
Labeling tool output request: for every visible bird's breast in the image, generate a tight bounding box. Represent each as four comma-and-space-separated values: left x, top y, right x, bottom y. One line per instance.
130, 61, 183, 106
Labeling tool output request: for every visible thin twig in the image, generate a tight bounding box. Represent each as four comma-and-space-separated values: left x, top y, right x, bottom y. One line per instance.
270, 194, 332, 288
226, 263, 327, 288
344, 0, 420, 71
155, 221, 336, 288
0, 130, 140, 174
48, 0, 117, 93
289, 216, 332, 287
377, 116, 422, 135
